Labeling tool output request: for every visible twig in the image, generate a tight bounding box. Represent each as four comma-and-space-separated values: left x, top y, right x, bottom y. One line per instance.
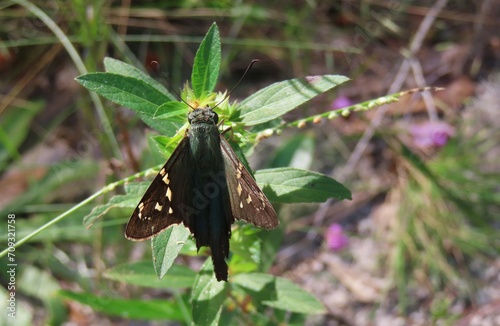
409, 58, 439, 121
337, 0, 449, 182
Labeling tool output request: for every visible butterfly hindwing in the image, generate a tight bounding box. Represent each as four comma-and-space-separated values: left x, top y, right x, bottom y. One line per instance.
125, 137, 192, 240
220, 136, 279, 230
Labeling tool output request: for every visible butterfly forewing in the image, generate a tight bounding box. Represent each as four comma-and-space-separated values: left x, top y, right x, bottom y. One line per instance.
125, 137, 192, 240
220, 136, 279, 230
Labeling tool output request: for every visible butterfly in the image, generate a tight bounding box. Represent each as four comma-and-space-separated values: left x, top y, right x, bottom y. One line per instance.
125, 104, 279, 281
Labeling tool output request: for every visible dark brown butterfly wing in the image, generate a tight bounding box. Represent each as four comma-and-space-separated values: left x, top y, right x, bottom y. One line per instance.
125, 137, 193, 240
220, 136, 279, 230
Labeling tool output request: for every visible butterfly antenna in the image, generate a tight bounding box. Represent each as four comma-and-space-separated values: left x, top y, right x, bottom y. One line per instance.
213, 59, 260, 109
150, 61, 195, 110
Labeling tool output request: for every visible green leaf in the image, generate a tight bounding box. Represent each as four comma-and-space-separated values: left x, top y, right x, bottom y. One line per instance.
232, 273, 326, 314
262, 277, 325, 314
104, 261, 196, 289
255, 167, 351, 203
191, 259, 228, 326
77, 67, 183, 135
154, 101, 189, 119
240, 75, 349, 125
229, 225, 262, 274
267, 134, 315, 169
147, 100, 188, 136
75, 72, 170, 116
140, 114, 184, 137
151, 225, 191, 279
150, 134, 182, 157
191, 22, 221, 98
103, 57, 174, 101
259, 227, 283, 272
59, 290, 184, 321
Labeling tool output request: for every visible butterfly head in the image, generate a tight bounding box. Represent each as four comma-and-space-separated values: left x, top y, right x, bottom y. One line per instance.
188, 106, 218, 125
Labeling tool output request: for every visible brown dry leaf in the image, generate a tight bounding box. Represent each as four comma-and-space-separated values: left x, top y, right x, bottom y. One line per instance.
435, 75, 476, 109
0, 167, 46, 210
322, 253, 390, 303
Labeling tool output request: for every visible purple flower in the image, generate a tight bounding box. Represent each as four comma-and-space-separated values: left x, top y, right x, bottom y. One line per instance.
410, 121, 455, 148
326, 223, 349, 251
331, 95, 352, 110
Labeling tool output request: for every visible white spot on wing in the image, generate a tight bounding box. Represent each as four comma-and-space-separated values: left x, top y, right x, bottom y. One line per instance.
162, 173, 170, 185
258, 193, 266, 208
155, 202, 163, 211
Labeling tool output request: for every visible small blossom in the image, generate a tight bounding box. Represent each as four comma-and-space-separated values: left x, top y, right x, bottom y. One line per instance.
331, 95, 352, 110
410, 121, 455, 148
326, 223, 349, 251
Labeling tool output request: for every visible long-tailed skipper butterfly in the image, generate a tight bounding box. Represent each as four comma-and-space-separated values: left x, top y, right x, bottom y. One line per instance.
125, 62, 279, 281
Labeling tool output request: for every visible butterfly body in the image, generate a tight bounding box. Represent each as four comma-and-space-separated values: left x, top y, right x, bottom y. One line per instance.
126, 106, 278, 281
185, 108, 232, 281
